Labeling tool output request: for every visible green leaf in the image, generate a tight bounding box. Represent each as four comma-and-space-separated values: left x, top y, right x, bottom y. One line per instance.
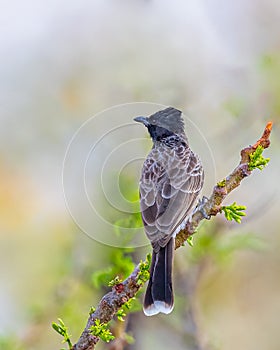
89, 306, 96, 315
52, 318, 72, 348
248, 145, 270, 171
217, 179, 226, 187
108, 275, 122, 287
221, 202, 246, 223
89, 320, 115, 343
116, 308, 126, 322
186, 235, 194, 247
136, 254, 151, 285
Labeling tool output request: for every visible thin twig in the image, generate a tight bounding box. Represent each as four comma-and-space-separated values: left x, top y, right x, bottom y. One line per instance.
175, 121, 272, 248
72, 266, 141, 350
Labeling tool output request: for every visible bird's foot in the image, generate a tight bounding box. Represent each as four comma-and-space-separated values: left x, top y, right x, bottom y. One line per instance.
195, 196, 211, 220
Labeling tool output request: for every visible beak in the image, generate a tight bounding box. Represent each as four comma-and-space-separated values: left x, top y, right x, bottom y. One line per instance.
134, 116, 149, 127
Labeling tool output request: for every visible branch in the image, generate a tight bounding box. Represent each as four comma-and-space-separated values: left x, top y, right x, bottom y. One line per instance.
71, 122, 273, 350
72, 258, 150, 350
175, 121, 273, 248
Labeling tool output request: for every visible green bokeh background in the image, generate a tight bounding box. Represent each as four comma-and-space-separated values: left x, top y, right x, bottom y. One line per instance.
1, 1, 280, 349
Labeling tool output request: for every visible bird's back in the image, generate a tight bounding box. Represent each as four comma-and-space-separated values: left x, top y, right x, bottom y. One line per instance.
139, 135, 204, 252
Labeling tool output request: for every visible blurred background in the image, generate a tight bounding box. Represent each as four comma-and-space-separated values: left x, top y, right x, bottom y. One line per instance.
0, 0, 280, 349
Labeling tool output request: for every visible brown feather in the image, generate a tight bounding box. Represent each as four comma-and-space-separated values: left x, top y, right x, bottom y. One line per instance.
140, 142, 204, 252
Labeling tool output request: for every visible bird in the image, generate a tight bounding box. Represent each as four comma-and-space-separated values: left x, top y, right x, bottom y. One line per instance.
134, 107, 204, 316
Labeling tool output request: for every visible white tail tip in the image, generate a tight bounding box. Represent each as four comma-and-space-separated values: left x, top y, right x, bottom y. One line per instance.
143, 301, 174, 316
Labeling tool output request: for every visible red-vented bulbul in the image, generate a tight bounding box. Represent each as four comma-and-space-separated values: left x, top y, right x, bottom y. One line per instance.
134, 107, 204, 316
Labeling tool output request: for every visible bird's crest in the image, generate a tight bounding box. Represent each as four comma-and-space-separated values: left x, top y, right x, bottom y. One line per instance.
147, 107, 185, 135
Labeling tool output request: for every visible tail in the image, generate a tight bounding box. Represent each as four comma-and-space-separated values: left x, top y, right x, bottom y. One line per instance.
143, 238, 174, 316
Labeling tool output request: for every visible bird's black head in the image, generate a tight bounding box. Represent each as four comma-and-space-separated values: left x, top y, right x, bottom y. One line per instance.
134, 107, 185, 142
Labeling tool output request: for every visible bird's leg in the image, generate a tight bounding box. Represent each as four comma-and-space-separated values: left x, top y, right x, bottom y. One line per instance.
193, 196, 211, 220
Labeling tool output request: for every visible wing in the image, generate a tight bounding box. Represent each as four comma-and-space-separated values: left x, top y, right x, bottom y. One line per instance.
139, 145, 204, 252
